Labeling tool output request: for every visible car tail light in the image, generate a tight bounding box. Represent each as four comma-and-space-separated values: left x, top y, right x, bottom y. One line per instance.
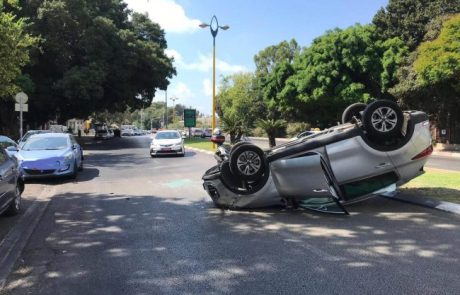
411, 145, 433, 160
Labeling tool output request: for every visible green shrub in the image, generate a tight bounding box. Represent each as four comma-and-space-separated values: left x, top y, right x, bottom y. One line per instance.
286, 122, 311, 138
250, 127, 266, 137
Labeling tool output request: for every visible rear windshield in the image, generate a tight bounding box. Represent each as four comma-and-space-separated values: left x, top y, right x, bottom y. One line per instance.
23, 137, 69, 150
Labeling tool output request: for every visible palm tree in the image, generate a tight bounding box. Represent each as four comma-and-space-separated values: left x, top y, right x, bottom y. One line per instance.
256, 118, 286, 148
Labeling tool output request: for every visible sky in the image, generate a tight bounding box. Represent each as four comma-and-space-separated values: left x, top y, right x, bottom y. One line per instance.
124, 0, 389, 115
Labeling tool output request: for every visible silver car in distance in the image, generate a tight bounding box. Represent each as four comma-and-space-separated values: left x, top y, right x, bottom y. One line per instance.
150, 130, 185, 157
202, 100, 433, 215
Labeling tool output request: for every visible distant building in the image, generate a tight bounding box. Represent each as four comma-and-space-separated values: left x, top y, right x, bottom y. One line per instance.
67, 119, 84, 135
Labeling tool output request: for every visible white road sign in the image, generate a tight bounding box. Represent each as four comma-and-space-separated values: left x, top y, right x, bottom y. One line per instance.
15, 103, 28, 112
15, 92, 28, 104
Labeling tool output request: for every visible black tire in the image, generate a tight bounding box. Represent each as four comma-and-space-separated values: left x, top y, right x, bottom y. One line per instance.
362, 100, 404, 141
229, 144, 266, 181
5, 183, 22, 216
342, 103, 367, 124
78, 159, 83, 171
230, 141, 251, 154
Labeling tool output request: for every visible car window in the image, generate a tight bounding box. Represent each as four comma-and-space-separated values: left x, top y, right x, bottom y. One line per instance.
0, 137, 16, 149
156, 132, 180, 139
22, 137, 69, 150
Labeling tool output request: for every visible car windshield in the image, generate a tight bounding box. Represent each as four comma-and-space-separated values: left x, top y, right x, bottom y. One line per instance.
22, 137, 69, 150
155, 132, 180, 140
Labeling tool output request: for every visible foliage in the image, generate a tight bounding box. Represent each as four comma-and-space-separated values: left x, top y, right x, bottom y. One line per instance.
286, 122, 311, 138
393, 14, 460, 132
12, 0, 175, 127
285, 25, 407, 127
373, 0, 460, 50
216, 72, 260, 142
256, 119, 286, 147
0, 3, 39, 98
253, 40, 300, 144
414, 15, 460, 86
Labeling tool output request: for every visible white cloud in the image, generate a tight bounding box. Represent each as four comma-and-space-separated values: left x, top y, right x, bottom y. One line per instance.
171, 82, 193, 100
164, 49, 182, 63
183, 54, 248, 74
202, 79, 212, 97
124, 0, 201, 33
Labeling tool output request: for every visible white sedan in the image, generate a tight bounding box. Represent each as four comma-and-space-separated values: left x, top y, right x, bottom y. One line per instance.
150, 130, 185, 157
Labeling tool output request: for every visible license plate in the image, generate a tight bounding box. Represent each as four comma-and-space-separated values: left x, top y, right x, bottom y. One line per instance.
162, 148, 171, 151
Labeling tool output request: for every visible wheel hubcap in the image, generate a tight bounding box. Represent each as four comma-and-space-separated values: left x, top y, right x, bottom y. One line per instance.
371, 107, 397, 132
236, 151, 261, 176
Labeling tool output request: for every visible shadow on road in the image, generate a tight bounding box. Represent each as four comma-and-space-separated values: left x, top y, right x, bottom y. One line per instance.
2, 191, 459, 295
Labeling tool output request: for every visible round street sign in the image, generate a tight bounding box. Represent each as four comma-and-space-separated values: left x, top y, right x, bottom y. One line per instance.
15, 92, 28, 104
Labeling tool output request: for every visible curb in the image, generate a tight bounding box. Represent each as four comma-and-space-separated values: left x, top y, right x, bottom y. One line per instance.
0, 186, 55, 290
382, 191, 460, 215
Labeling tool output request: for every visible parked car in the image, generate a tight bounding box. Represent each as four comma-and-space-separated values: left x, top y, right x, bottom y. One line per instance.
203, 100, 433, 214
201, 128, 213, 138
95, 128, 113, 140
16, 133, 83, 179
0, 135, 19, 157
0, 148, 24, 216
192, 128, 203, 137
150, 130, 185, 157
121, 128, 134, 136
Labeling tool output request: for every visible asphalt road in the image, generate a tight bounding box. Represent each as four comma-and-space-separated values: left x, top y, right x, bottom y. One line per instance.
1, 136, 459, 295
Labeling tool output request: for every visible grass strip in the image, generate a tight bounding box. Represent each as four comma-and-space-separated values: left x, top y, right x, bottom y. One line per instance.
400, 168, 460, 204
184, 137, 215, 151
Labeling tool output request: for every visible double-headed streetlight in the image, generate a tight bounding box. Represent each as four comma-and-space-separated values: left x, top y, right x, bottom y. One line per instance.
199, 16, 229, 147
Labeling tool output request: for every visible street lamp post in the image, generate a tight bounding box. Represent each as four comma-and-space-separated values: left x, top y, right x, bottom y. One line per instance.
170, 96, 179, 126
199, 16, 229, 148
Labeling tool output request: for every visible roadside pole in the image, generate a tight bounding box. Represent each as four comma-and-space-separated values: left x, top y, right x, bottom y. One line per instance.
14, 92, 28, 139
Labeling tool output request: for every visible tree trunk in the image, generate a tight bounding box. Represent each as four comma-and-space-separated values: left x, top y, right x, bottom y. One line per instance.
268, 132, 276, 148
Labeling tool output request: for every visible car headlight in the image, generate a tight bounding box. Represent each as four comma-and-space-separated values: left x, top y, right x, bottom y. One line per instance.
63, 153, 73, 164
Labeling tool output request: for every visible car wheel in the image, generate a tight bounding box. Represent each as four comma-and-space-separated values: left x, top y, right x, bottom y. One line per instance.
342, 102, 367, 124
78, 158, 83, 171
180, 147, 185, 157
229, 144, 266, 181
362, 100, 404, 141
230, 141, 252, 154
5, 184, 22, 216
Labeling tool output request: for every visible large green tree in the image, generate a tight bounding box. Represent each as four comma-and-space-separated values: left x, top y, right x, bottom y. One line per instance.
217, 72, 260, 143
0, 0, 39, 135
17, 0, 175, 127
373, 0, 460, 50
284, 24, 407, 127
394, 14, 460, 142
253, 39, 300, 146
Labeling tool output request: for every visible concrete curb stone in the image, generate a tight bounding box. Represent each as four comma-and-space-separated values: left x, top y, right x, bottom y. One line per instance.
383, 191, 460, 215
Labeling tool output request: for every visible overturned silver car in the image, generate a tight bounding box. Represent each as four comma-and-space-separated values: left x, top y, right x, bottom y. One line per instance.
202, 100, 433, 214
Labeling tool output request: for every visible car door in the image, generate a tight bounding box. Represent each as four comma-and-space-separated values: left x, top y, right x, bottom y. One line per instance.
0, 149, 16, 212
270, 152, 348, 214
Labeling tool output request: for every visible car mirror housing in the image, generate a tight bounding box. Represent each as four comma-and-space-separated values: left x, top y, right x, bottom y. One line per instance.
6, 146, 19, 152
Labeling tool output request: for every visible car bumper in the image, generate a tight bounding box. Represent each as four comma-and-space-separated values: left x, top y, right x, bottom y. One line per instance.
21, 163, 75, 179
150, 146, 185, 155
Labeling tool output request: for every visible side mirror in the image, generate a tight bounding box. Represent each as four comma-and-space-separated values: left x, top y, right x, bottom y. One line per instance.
6, 146, 19, 152
72, 144, 79, 149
